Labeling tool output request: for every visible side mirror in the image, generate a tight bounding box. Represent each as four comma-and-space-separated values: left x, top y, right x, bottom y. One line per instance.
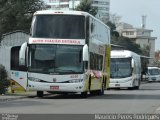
83, 44, 89, 61
19, 42, 27, 66
83, 44, 89, 70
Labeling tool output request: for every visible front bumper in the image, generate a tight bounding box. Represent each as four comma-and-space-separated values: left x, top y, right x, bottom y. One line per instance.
28, 81, 85, 92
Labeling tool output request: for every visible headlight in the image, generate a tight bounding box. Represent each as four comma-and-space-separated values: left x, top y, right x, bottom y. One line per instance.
69, 79, 83, 83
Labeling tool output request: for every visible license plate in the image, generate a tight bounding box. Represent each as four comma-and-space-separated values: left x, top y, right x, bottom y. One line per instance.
50, 86, 59, 90
115, 84, 120, 87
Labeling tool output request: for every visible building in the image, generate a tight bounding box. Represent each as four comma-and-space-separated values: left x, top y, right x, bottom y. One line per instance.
44, 0, 110, 22
92, 0, 110, 22
155, 51, 160, 62
0, 30, 29, 46
116, 22, 157, 65
44, 0, 79, 10
0, 30, 29, 77
45, 0, 69, 10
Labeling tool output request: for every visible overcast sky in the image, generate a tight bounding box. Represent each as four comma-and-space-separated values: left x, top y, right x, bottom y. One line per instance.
110, 0, 160, 51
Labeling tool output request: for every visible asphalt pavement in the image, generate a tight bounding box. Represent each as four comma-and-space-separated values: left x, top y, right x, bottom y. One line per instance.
0, 80, 149, 102
0, 91, 36, 102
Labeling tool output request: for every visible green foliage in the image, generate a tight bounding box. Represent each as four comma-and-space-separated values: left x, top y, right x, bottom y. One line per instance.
0, 0, 46, 37
0, 64, 10, 94
106, 21, 119, 37
113, 36, 142, 54
74, 0, 97, 16
106, 21, 142, 55
106, 21, 116, 32
140, 45, 150, 56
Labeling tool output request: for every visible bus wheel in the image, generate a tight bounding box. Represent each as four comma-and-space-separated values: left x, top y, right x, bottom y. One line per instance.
88, 77, 91, 93
107, 88, 111, 90
134, 86, 139, 90
100, 80, 105, 95
37, 91, 43, 97
96, 80, 105, 95
80, 91, 88, 98
128, 87, 134, 90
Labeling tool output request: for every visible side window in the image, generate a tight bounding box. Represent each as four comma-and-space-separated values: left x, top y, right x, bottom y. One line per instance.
90, 52, 103, 70
11, 46, 27, 71
98, 55, 103, 70
90, 52, 94, 69
86, 16, 89, 45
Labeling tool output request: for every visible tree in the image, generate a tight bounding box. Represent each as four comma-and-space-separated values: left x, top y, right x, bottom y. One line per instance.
113, 36, 142, 54
74, 0, 97, 16
106, 21, 119, 38
0, 64, 9, 94
0, 0, 46, 38
141, 45, 150, 56
106, 21, 142, 54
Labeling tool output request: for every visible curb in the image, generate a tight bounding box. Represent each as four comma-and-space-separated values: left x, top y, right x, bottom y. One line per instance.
0, 96, 28, 102
0, 92, 37, 102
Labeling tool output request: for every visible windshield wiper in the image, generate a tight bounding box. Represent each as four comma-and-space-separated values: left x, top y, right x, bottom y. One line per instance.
55, 68, 77, 73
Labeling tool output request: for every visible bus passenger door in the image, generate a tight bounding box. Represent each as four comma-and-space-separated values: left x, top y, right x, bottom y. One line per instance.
10, 46, 28, 91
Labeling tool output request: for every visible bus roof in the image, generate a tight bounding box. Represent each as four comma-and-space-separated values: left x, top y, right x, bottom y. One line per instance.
111, 50, 140, 58
148, 66, 159, 69
33, 10, 109, 30
34, 10, 89, 16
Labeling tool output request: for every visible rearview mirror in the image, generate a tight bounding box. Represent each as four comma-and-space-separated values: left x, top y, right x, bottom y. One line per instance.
83, 44, 89, 61
131, 58, 134, 68
19, 42, 27, 66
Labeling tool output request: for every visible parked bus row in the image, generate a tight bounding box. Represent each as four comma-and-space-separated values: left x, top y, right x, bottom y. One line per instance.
0, 10, 151, 98
109, 50, 142, 90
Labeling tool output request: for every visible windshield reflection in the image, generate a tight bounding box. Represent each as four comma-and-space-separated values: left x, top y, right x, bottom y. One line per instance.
29, 45, 83, 74
148, 69, 160, 75
110, 58, 132, 78
31, 15, 85, 39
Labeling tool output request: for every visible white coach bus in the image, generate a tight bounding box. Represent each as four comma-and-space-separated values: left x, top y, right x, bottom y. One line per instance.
18, 10, 111, 97
109, 50, 141, 89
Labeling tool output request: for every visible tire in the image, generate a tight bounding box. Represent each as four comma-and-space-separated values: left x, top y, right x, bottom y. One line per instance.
100, 80, 105, 95
128, 87, 134, 90
107, 88, 111, 90
96, 80, 105, 95
134, 86, 139, 90
88, 77, 91, 93
37, 91, 43, 97
80, 91, 88, 98
90, 91, 96, 95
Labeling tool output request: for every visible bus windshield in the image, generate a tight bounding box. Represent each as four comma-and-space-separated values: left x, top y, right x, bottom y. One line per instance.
110, 58, 132, 78
148, 69, 160, 75
31, 15, 85, 39
28, 45, 83, 74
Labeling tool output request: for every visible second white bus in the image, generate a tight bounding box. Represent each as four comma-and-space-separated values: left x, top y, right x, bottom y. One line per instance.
109, 50, 141, 89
